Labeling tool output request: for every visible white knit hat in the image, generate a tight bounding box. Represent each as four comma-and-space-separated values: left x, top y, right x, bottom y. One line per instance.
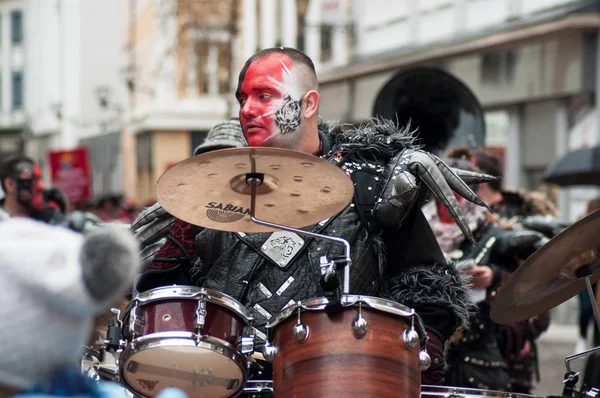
0, 218, 140, 390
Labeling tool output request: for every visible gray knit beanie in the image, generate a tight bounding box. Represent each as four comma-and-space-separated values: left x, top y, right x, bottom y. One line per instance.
193, 118, 247, 156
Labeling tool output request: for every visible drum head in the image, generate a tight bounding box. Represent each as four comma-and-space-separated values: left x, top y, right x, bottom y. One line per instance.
121, 343, 245, 398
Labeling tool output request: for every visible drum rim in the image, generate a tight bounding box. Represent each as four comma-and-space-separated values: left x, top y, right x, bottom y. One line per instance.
119, 335, 248, 397
266, 295, 425, 337
128, 285, 253, 322
243, 380, 274, 393
420, 385, 540, 397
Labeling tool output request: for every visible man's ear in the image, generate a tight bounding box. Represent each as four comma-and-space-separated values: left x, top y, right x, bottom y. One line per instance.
302, 90, 319, 119
3, 178, 16, 194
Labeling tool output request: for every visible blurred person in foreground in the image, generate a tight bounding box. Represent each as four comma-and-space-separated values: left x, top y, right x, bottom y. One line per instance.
0, 218, 189, 398
424, 147, 547, 391
474, 148, 569, 394
133, 47, 496, 385
0, 154, 45, 221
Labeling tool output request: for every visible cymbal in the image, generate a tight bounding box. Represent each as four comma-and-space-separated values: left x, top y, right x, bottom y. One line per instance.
491, 209, 600, 324
155, 147, 354, 233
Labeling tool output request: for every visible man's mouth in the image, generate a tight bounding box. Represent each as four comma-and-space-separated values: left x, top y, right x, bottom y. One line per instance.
246, 124, 264, 133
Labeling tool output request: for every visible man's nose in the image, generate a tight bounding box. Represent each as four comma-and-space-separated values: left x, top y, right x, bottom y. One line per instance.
240, 100, 257, 119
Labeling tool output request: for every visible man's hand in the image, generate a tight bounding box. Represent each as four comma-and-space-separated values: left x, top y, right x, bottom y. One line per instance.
517, 339, 531, 358
463, 265, 493, 289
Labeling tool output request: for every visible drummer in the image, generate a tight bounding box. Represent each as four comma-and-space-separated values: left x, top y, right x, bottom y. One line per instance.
136, 47, 492, 384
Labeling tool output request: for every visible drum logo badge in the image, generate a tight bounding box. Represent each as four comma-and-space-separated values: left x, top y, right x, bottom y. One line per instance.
205, 202, 251, 223
261, 231, 305, 268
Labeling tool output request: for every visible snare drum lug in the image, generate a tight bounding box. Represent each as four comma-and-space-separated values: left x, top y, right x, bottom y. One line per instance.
352, 303, 368, 339
263, 342, 278, 363
419, 350, 431, 371
403, 329, 420, 351
195, 299, 207, 334
128, 302, 144, 339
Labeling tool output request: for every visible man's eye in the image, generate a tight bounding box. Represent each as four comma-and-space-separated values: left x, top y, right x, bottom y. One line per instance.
259, 94, 273, 100
238, 98, 246, 106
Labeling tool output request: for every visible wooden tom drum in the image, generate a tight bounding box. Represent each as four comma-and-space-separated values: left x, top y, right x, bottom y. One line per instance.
264, 295, 429, 397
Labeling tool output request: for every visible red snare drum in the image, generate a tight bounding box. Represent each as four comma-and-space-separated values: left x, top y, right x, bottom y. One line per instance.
264, 295, 429, 398
119, 286, 254, 398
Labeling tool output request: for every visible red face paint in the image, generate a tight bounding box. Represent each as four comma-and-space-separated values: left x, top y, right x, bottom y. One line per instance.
237, 54, 295, 147
437, 192, 464, 224
30, 163, 45, 211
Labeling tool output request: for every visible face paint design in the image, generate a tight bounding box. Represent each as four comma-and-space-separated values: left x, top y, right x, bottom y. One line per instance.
274, 94, 302, 135
237, 54, 305, 147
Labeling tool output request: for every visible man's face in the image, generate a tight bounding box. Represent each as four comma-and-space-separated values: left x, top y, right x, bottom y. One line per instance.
11, 162, 45, 212
237, 54, 305, 148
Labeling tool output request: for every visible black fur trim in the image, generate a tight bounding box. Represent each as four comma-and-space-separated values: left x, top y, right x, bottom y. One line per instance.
318, 117, 420, 165
380, 262, 474, 331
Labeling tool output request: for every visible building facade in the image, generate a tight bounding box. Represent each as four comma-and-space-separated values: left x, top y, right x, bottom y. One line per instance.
23, 0, 127, 198
312, 0, 600, 223
0, 0, 26, 157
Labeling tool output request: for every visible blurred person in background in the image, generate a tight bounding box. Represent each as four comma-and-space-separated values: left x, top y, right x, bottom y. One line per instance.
40, 187, 102, 234
94, 194, 122, 222
0, 154, 45, 221
425, 147, 547, 391
473, 148, 569, 394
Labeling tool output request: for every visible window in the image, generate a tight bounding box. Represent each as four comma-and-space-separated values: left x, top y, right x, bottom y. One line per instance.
12, 71, 23, 109
320, 24, 334, 63
11, 10, 22, 44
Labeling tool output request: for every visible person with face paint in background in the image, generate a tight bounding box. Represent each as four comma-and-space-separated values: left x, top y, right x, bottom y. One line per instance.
137, 48, 495, 387
0, 154, 45, 222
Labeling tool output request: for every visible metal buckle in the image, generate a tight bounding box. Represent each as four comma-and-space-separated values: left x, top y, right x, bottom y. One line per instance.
261, 231, 305, 268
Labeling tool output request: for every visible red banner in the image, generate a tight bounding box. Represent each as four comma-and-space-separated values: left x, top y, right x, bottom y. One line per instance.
48, 147, 92, 205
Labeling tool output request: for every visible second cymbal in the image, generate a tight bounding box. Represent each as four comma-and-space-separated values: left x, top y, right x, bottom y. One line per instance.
491, 209, 600, 324
155, 147, 355, 233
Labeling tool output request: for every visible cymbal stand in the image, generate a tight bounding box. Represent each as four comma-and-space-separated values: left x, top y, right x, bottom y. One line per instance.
246, 173, 352, 295
561, 264, 600, 397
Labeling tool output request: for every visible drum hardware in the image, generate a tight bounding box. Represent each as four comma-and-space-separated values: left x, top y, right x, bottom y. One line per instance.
556, 370, 599, 398
241, 380, 274, 397
238, 336, 255, 355
194, 299, 207, 343
261, 342, 277, 363
126, 301, 144, 346
319, 255, 350, 311
105, 308, 125, 352
403, 315, 420, 351
419, 350, 432, 371
351, 302, 368, 339
292, 306, 309, 343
